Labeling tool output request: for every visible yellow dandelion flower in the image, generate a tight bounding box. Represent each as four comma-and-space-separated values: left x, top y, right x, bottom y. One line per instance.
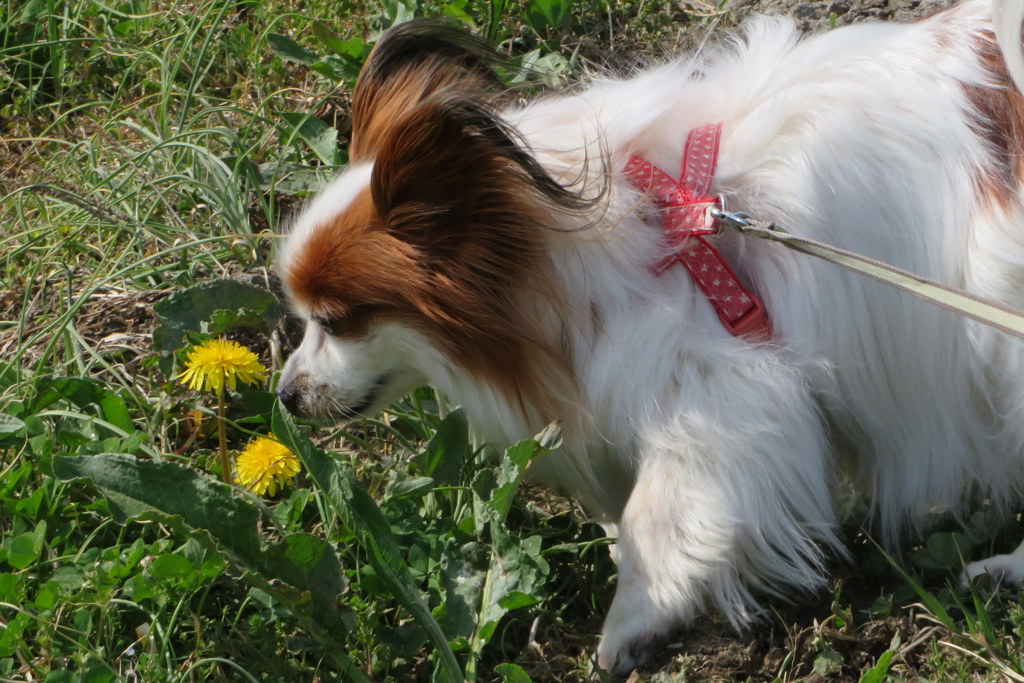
178, 339, 266, 395
235, 435, 301, 496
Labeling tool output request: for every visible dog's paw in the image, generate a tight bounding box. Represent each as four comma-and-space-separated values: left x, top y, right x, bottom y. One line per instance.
596, 630, 656, 680
962, 553, 1024, 589
597, 602, 669, 680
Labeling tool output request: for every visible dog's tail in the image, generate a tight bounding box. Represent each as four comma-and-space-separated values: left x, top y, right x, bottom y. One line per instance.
993, 0, 1024, 91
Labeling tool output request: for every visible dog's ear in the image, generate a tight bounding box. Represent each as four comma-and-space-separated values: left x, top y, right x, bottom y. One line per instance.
369, 95, 584, 259
367, 95, 587, 418
350, 19, 505, 162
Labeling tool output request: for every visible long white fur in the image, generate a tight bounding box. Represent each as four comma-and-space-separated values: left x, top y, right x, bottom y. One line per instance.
278, 0, 1024, 674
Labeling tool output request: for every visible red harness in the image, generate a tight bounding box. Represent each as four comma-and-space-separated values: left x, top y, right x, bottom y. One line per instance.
623, 123, 771, 340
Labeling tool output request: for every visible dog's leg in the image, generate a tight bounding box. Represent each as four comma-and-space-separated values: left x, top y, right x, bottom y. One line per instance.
964, 541, 1024, 588
595, 355, 839, 677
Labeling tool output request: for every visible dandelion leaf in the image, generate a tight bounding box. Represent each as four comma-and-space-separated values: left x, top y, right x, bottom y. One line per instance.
411, 408, 469, 486
437, 540, 485, 639
153, 279, 283, 351
53, 454, 264, 562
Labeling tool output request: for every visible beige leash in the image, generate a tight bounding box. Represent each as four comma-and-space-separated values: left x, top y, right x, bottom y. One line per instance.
709, 206, 1024, 341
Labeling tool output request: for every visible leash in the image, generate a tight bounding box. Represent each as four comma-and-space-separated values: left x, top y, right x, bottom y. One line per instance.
709, 205, 1024, 342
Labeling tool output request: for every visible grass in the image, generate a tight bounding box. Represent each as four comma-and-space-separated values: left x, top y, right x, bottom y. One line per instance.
3, 0, 1024, 681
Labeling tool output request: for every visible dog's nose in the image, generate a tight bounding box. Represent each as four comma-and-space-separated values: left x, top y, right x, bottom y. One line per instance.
276, 385, 301, 414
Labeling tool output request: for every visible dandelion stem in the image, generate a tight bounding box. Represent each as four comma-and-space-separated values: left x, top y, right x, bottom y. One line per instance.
217, 386, 230, 485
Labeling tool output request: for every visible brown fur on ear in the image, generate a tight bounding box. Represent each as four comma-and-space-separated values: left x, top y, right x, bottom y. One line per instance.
350, 19, 505, 162
367, 94, 590, 419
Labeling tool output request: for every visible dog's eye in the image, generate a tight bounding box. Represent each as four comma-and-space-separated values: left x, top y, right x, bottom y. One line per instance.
312, 306, 376, 339
313, 315, 334, 333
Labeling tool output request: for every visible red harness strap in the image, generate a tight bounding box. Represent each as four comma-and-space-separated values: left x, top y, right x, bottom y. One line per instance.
623, 123, 772, 340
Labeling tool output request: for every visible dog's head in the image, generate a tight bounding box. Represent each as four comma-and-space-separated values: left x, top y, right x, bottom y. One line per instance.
275, 20, 588, 424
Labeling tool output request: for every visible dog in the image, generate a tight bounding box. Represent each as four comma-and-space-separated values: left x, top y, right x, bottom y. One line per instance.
275, 0, 1024, 674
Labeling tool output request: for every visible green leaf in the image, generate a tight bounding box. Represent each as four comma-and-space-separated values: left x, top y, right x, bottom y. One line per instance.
6, 521, 46, 570
229, 390, 277, 423
813, 647, 843, 676
279, 112, 340, 166
262, 533, 348, 614
383, 472, 436, 502
150, 554, 194, 579
437, 541, 485, 639
274, 488, 311, 529
312, 21, 350, 55
484, 0, 508, 41
912, 532, 971, 570
376, 622, 429, 657
0, 363, 18, 393
43, 672, 77, 683
124, 573, 160, 601
861, 651, 894, 683
29, 377, 134, 434
470, 530, 549, 667
0, 415, 25, 435
869, 594, 892, 617
965, 508, 1004, 545
14, 487, 45, 519
313, 22, 369, 65
971, 587, 999, 649
152, 279, 283, 352
271, 400, 463, 683
207, 309, 271, 337
508, 49, 570, 87
495, 663, 535, 683
7, 534, 40, 570
381, 0, 417, 25
267, 32, 318, 66
0, 574, 21, 603
50, 567, 85, 589
255, 161, 333, 195
0, 613, 29, 658
524, 0, 572, 32
488, 533, 547, 614
18, 0, 46, 23
32, 586, 56, 610
311, 56, 358, 82
82, 664, 118, 683
463, 430, 558, 673
443, 0, 474, 23
488, 424, 560, 524
53, 454, 265, 560
72, 610, 92, 635
860, 648, 895, 683
496, 590, 539, 610
412, 409, 469, 486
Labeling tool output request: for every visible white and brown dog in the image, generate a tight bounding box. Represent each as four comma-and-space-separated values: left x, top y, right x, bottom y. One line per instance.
275, 0, 1024, 673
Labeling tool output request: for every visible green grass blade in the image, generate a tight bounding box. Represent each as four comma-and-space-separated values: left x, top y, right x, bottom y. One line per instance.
869, 537, 956, 630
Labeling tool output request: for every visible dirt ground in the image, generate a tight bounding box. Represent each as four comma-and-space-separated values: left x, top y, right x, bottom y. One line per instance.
737, 0, 955, 32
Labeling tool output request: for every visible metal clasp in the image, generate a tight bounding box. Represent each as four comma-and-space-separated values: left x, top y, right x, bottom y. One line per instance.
708, 194, 753, 234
